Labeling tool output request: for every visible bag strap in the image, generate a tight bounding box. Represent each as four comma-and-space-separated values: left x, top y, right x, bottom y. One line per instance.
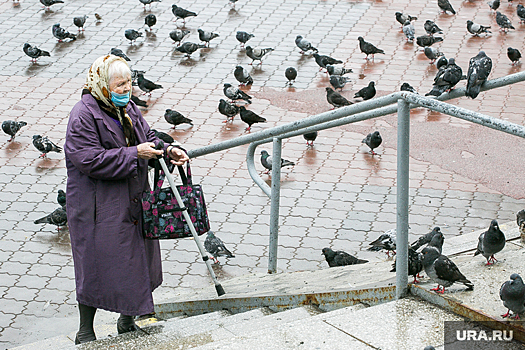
152, 143, 191, 189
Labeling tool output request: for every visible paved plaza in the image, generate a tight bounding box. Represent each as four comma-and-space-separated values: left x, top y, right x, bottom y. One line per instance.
0, 0, 524, 348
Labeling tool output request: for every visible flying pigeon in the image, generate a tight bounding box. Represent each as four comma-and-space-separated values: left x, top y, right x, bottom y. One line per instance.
245, 46, 274, 65
223, 83, 252, 104
2, 120, 27, 141
488, 0, 500, 11
285, 67, 297, 86
403, 20, 415, 42
204, 231, 235, 264
236, 31, 254, 47
139, 0, 161, 9
218, 99, 239, 122
411, 227, 442, 251
424, 47, 444, 64
496, 11, 515, 32
422, 247, 474, 293
198, 29, 219, 46
424, 20, 443, 36
313, 53, 343, 71
438, 0, 456, 14
57, 189, 66, 208
500, 273, 525, 319
175, 42, 207, 57
303, 131, 318, 146
260, 150, 295, 173
152, 129, 174, 145
40, 0, 63, 10
124, 29, 142, 44
110, 48, 130, 61
137, 72, 162, 96
354, 81, 376, 100
400, 82, 418, 94
164, 109, 193, 129
172, 5, 197, 23
508, 47, 522, 65
23, 43, 50, 63
395, 12, 417, 26
34, 207, 67, 230
52, 24, 76, 42
517, 209, 525, 237
144, 14, 156, 31
368, 228, 396, 257
330, 75, 349, 91
239, 106, 266, 131
474, 219, 505, 265
358, 36, 385, 59
416, 35, 443, 48
32, 135, 62, 158
169, 29, 190, 46
466, 20, 491, 36
234, 65, 253, 86
362, 130, 382, 155
517, 4, 525, 23
322, 248, 368, 267
390, 247, 423, 283
131, 95, 148, 108
295, 35, 318, 54
73, 15, 88, 31
465, 51, 492, 99
326, 87, 352, 109
425, 58, 463, 97
326, 64, 352, 76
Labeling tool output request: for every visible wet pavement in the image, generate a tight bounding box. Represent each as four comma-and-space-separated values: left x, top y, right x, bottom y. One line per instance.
0, 0, 524, 348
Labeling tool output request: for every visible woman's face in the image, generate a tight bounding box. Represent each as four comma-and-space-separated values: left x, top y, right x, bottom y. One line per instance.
108, 75, 131, 95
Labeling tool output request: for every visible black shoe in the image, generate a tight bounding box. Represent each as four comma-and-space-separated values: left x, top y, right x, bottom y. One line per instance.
75, 332, 96, 344
117, 322, 150, 335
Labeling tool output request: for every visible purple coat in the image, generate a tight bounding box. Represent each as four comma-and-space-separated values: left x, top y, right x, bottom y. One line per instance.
65, 93, 164, 315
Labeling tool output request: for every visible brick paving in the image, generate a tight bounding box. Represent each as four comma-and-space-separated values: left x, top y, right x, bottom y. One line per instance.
0, 0, 524, 348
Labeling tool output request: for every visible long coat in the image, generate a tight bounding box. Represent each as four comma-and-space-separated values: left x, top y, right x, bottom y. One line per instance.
65, 93, 165, 316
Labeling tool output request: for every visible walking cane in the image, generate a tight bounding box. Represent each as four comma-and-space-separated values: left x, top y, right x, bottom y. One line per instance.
155, 141, 225, 296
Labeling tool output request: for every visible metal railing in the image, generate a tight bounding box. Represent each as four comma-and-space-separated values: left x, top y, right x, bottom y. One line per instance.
187, 71, 525, 299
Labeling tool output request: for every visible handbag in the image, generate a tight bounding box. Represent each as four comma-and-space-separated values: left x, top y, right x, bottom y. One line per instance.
142, 155, 211, 239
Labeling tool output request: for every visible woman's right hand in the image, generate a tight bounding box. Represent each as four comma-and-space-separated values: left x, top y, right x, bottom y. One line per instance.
137, 142, 164, 159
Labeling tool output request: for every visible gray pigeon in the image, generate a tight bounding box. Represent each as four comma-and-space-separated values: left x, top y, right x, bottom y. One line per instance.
500, 273, 525, 319
131, 95, 148, 108
144, 14, 156, 31
236, 31, 254, 47
295, 35, 318, 54
466, 20, 491, 36
517, 210, 525, 237
34, 207, 67, 230
124, 29, 142, 44
322, 248, 368, 267
507, 47, 522, 65
465, 51, 492, 99
40, 0, 63, 9
354, 81, 376, 100
204, 231, 235, 263
245, 46, 274, 65
73, 15, 88, 31
175, 42, 207, 57
32, 135, 62, 158
422, 247, 474, 293
362, 130, 382, 155
164, 109, 193, 129
313, 53, 343, 71
329, 75, 349, 90
110, 48, 130, 61
23, 43, 50, 62
426, 230, 445, 254
403, 20, 415, 41
358, 36, 385, 59
424, 47, 444, 64
2, 120, 27, 141
435, 55, 448, 70
169, 29, 190, 46
424, 20, 443, 36
395, 12, 417, 26
326, 64, 352, 76
496, 11, 515, 32
326, 87, 352, 109
57, 189, 66, 208
517, 4, 525, 23
416, 35, 443, 48
152, 129, 174, 144
425, 58, 463, 97
411, 227, 442, 251
172, 5, 197, 23
368, 229, 396, 257
488, 0, 500, 11
223, 83, 252, 104
239, 106, 266, 131
474, 219, 505, 265
131, 69, 145, 86
390, 247, 423, 283
400, 82, 418, 94
234, 65, 253, 86
285, 67, 297, 85
139, 0, 161, 9
218, 99, 239, 122
52, 24, 76, 42
260, 150, 295, 173
438, 0, 456, 14
137, 72, 162, 95
198, 29, 219, 46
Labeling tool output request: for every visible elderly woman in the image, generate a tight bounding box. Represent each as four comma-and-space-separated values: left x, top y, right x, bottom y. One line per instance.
64, 55, 188, 344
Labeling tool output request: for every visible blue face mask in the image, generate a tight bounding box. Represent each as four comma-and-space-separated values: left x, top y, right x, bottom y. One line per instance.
110, 91, 130, 107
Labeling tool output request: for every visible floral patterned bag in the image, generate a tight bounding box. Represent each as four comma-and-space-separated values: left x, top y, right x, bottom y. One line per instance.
142, 159, 210, 239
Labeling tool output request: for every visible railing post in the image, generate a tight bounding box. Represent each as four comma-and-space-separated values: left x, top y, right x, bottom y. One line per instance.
396, 98, 410, 299
268, 138, 282, 274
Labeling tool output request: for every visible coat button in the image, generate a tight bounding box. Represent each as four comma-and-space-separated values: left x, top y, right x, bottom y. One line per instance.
134, 220, 138, 225
133, 198, 138, 203
133, 175, 137, 179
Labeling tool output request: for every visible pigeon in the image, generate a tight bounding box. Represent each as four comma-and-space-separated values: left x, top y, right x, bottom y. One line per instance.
422, 247, 474, 293
295, 35, 318, 54
322, 248, 368, 267
395, 12, 417, 26
139, 0, 161, 9
144, 14, 156, 31
110, 48, 130, 61
424, 20, 443, 36
500, 273, 525, 319
125, 29, 142, 44
368, 229, 396, 257
32, 135, 62, 158
488, 0, 500, 11
137, 72, 162, 95
362, 130, 382, 155
424, 47, 443, 64
234, 65, 253, 86
239, 106, 266, 131
245, 46, 274, 65
23, 43, 50, 63
169, 29, 190, 46
303, 131, 318, 146
175, 42, 206, 57
403, 20, 415, 42
204, 231, 235, 264
474, 219, 505, 265
313, 53, 343, 71
198, 29, 219, 46
73, 15, 88, 31
496, 11, 515, 31
52, 24, 76, 42
416, 35, 443, 48
390, 247, 423, 284
438, 0, 456, 14
400, 82, 418, 94
466, 20, 491, 36
326, 65, 352, 76
354, 81, 376, 100
229, 0, 238, 7
2, 120, 27, 141
131, 95, 148, 108
517, 4, 525, 23
425, 58, 463, 97
435, 55, 448, 70
517, 209, 525, 237
411, 227, 442, 251
57, 189, 66, 208
34, 207, 67, 230
131, 69, 145, 86
260, 150, 295, 173
40, 0, 63, 9
164, 109, 193, 129
284, 67, 297, 86
223, 83, 252, 104
94, 13, 102, 21
329, 75, 349, 91
426, 230, 445, 254
358, 36, 385, 59
218, 99, 239, 122
172, 5, 197, 23
152, 129, 174, 145
424, 346, 436, 350
326, 87, 352, 109
236, 31, 254, 47
465, 51, 492, 99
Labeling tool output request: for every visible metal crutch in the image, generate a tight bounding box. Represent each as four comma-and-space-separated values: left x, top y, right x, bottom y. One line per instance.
155, 141, 225, 296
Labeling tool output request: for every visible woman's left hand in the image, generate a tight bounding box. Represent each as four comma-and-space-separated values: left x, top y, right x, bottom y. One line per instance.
168, 147, 189, 166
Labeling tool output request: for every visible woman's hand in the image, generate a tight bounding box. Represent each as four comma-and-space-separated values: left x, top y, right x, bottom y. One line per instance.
137, 142, 163, 159
168, 147, 189, 165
